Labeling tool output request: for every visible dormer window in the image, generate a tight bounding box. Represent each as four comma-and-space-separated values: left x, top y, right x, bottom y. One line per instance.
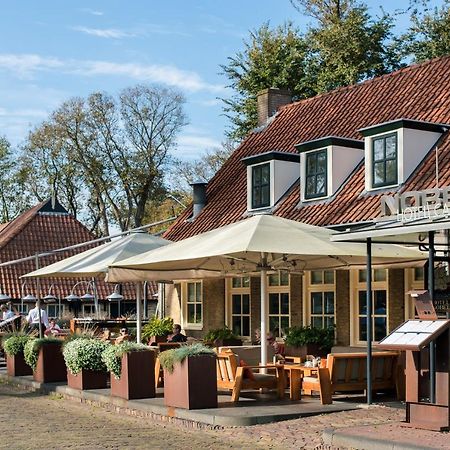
242, 151, 300, 212
360, 119, 449, 192
305, 149, 327, 199
372, 133, 397, 188
251, 163, 270, 209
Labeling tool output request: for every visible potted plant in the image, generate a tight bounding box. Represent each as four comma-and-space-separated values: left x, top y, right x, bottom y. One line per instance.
203, 326, 242, 347
284, 326, 335, 358
24, 337, 67, 383
3, 334, 33, 376
159, 343, 217, 409
102, 341, 156, 399
63, 338, 110, 390
142, 316, 174, 345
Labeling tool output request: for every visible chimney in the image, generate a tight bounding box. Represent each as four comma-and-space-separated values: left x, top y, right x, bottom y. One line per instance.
257, 88, 291, 127
190, 181, 208, 220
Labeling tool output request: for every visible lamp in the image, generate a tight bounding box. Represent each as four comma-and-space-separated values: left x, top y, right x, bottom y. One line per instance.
107, 284, 123, 317
0, 292, 11, 301
43, 284, 62, 319
67, 280, 98, 318
20, 281, 37, 315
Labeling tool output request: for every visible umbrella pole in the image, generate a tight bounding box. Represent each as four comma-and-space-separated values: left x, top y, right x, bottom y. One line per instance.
260, 252, 268, 366
366, 238, 372, 405
136, 282, 142, 343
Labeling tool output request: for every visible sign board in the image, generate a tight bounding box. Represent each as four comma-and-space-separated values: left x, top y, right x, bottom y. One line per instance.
409, 290, 438, 320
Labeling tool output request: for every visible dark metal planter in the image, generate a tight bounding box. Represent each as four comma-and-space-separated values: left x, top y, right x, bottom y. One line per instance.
7, 352, 32, 376
163, 354, 217, 410
110, 350, 156, 400
33, 342, 67, 383
67, 369, 109, 390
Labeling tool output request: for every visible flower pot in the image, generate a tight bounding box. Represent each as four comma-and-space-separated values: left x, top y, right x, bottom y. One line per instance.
33, 342, 67, 383
110, 350, 156, 400
284, 343, 330, 359
148, 335, 168, 346
67, 369, 109, 390
163, 354, 217, 410
7, 352, 33, 376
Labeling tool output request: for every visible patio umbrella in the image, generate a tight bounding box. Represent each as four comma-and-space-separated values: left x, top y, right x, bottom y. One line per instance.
23, 231, 171, 343
108, 215, 427, 364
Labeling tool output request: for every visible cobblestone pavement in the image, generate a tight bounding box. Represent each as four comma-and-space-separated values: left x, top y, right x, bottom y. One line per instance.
1, 381, 447, 449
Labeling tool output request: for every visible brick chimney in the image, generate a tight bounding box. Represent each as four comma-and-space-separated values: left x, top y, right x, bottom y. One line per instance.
257, 88, 291, 127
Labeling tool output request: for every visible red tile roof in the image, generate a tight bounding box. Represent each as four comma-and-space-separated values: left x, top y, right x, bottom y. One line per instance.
0, 200, 154, 301
165, 56, 450, 241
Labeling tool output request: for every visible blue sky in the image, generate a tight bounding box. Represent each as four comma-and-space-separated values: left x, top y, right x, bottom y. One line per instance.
0, 0, 442, 160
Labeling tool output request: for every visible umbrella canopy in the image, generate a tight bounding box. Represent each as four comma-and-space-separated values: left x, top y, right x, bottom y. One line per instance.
107, 215, 426, 365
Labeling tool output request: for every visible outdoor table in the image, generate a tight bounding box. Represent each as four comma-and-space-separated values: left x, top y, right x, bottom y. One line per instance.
283, 364, 319, 400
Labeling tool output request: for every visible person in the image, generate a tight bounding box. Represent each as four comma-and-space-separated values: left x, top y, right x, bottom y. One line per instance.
1, 302, 18, 320
100, 328, 111, 342
115, 327, 131, 345
167, 324, 187, 343
26, 301, 49, 332
44, 318, 61, 336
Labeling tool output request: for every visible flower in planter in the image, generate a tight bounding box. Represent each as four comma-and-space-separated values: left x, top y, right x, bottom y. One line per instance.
24, 337, 61, 371
284, 325, 335, 350
3, 334, 31, 356
141, 316, 174, 343
63, 338, 110, 375
159, 343, 216, 374
102, 342, 150, 379
203, 326, 240, 345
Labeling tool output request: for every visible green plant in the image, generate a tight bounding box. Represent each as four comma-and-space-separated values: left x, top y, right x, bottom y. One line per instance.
284, 326, 335, 350
101, 342, 151, 379
24, 338, 61, 371
3, 334, 31, 356
141, 316, 174, 341
63, 338, 110, 375
203, 326, 238, 343
159, 343, 216, 374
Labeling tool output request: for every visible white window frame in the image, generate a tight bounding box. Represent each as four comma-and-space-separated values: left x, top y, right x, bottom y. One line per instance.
226, 277, 251, 338
404, 267, 425, 319
46, 304, 64, 319
82, 303, 96, 317
267, 271, 290, 337
182, 281, 203, 330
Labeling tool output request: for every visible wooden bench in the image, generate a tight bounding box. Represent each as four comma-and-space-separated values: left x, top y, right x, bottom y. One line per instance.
302, 351, 399, 404
216, 352, 285, 402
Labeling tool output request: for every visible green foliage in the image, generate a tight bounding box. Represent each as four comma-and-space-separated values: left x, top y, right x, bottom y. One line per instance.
24, 338, 61, 371
159, 343, 216, 374
63, 338, 110, 375
3, 334, 31, 356
101, 342, 151, 379
284, 326, 335, 350
203, 326, 238, 343
142, 317, 174, 341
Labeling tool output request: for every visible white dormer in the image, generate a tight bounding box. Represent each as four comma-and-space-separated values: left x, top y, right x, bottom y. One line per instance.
242, 151, 300, 211
359, 119, 449, 192
295, 137, 364, 202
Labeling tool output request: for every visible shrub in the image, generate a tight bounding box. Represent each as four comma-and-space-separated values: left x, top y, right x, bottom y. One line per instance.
102, 342, 151, 379
63, 338, 110, 375
284, 326, 335, 350
203, 326, 238, 343
159, 343, 216, 374
3, 334, 31, 356
141, 316, 173, 341
24, 338, 61, 371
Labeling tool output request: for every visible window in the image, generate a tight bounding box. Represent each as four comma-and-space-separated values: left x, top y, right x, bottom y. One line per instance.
228, 277, 251, 338
232, 277, 250, 288
306, 271, 335, 329
311, 270, 335, 285
358, 290, 387, 341
82, 304, 96, 317
18, 304, 29, 314
305, 150, 327, 199
372, 134, 397, 187
186, 281, 202, 325
268, 271, 290, 337
358, 268, 387, 283
47, 304, 63, 318
251, 163, 270, 209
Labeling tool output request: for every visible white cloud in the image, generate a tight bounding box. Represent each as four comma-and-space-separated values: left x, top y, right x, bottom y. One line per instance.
196, 99, 221, 107
176, 133, 222, 159
0, 54, 63, 78
72, 26, 136, 39
80, 8, 103, 16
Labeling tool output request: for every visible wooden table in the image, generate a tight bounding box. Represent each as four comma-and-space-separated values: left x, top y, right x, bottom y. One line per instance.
283, 364, 319, 400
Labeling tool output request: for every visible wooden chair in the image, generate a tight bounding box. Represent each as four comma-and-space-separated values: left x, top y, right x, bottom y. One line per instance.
216, 352, 285, 402
154, 342, 182, 388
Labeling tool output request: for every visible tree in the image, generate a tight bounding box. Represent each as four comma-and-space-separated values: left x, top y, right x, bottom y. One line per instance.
401, 0, 450, 62
21, 85, 187, 235
290, 0, 356, 24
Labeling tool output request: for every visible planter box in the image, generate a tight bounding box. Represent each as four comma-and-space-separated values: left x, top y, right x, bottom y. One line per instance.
67, 369, 109, 390
33, 342, 67, 383
164, 354, 217, 410
284, 343, 330, 359
110, 350, 156, 399
7, 352, 33, 377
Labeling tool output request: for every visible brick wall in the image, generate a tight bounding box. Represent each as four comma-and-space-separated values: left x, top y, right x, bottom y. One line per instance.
290, 273, 303, 327
335, 270, 350, 346
388, 269, 405, 333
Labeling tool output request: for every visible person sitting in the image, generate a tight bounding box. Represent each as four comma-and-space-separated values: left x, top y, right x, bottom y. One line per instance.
100, 328, 111, 342
44, 318, 61, 336
167, 324, 187, 343
115, 327, 131, 345
1, 302, 18, 320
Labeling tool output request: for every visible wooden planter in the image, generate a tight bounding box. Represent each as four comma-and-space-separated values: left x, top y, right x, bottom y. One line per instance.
110, 350, 156, 399
284, 343, 330, 359
33, 342, 67, 383
67, 369, 109, 390
163, 354, 217, 410
7, 352, 32, 377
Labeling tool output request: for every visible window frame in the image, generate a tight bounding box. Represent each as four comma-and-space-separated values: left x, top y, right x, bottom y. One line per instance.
226, 277, 251, 339
183, 281, 203, 330
305, 149, 328, 199
251, 162, 271, 209
267, 271, 290, 337
371, 133, 398, 188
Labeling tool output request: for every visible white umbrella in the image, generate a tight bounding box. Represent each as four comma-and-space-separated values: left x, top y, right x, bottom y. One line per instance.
108, 215, 427, 364
23, 231, 171, 343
